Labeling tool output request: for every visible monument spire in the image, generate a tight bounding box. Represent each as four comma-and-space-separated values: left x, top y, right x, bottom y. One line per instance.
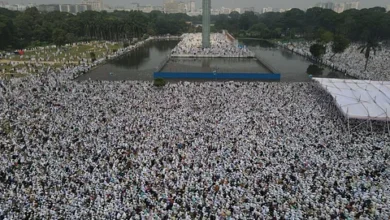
202, 0, 211, 48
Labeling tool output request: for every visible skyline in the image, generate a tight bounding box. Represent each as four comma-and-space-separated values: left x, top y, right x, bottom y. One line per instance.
6, 0, 390, 10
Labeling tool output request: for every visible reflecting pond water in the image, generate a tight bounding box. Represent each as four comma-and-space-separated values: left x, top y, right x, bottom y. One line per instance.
79, 38, 352, 82
240, 39, 353, 82
77, 40, 179, 81
161, 57, 270, 73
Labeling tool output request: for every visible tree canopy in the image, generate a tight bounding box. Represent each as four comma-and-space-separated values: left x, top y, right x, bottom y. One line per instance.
214, 7, 390, 43
1, 6, 390, 50
310, 44, 327, 58
0, 8, 192, 50
331, 35, 350, 59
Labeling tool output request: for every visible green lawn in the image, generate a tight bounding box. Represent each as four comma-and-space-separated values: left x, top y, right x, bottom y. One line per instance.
4, 41, 123, 62
0, 41, 124, 79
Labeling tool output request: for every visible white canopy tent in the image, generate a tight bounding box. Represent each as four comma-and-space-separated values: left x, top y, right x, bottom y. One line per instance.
314, 78, 390, 123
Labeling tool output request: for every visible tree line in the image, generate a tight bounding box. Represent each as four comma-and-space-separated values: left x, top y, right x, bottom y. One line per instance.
213, 7, 390, 70
1, 6, 390, 51
214, 7, 390, 43
0, 7, 194, 50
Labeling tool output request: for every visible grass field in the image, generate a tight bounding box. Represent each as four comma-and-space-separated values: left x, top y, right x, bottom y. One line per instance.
3, 42, 123, 63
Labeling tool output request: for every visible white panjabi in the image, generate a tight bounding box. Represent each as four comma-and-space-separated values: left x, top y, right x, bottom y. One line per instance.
0, 43, 390, 220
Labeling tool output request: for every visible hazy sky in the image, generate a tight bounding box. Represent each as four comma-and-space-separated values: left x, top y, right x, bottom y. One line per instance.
12, 0, 390, 9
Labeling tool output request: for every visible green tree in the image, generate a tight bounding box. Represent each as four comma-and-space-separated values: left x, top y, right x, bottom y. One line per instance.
281, 8, 305, 35
52, 28, 67, 47
14, 11, 35, 47
65, 33, 77, 44
319, 30, 334, 44
358, 40, 380, 71
239, 12, 258, 31
330, 35, 350, 59
0, 15, 15, 49
307, 64, 324, 76
90, 52, 96, 62
229, 11, 240, 21
310, 43, 326, 59
1, 5, 389, 51
248, 23, 269, 38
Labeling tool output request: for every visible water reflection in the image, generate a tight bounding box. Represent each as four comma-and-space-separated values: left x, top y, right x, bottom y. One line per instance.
111, 46, 150, 69
307, 64, 324, 76
281, 50, 294, 59
241, 39, 275, 48
202, 59, 211, 68
162, 58, 270, 73
80, 39, 353, 82
240, 39, 353, 82
78, 40, 179, 81
155, 40, 178, 52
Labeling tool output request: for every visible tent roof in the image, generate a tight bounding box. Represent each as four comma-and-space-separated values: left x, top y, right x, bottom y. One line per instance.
314, 78, 390, 121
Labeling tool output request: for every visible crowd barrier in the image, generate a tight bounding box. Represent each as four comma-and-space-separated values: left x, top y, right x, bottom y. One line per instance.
154, 72, 281, 80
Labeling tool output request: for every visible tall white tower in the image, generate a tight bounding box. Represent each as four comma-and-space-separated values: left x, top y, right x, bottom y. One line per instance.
190, 1, 196, 12
202, 0, 211, 48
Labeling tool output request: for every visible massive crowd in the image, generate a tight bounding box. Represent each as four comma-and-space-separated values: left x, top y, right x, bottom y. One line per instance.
1, 69, 389, 219
282, 41, 390, 81
171, 33, 255, 58
0, 35, 389, 219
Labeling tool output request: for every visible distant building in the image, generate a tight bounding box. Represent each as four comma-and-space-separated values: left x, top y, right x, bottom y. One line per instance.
39, 4, 91, 13
344, 1, 359, 10
38, 4, 60, 12
59, 4, 70, 12
178, 1, 186, 13
279, 8, 293, 12
324, 2, 335, 10
76, 4, 92, 13
220, 7, 231, 14
130, 3, 140, 11
164, 0, 179, 13
189, 1, 196, 12
69, 5, 78, 13
4, 5, 16, 10
334, 3, 345, 13
81, 0, 103, 11
211, 8, 220, 15
187, 11, 202, 16
315, 1, 355, 12
315, 2, 334, 9
232, 8, 241, 14
115, 3, 162, 13
152, 6, 164, 12
139, 5, 153, 13
242, 7, 255, 13
16, 4, 27, 11
1, 4, 28, 11
262, 7, 273, 14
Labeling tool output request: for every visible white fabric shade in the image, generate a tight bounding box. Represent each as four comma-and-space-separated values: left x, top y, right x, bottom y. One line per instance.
314, 78, 390, 121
